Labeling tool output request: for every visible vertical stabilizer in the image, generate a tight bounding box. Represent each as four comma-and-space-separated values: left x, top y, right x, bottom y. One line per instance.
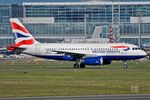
9, 18, 38, 47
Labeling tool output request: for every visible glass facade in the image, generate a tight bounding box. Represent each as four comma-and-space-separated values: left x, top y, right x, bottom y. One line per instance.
1, 0, 150, 4
0, 4, 23, 46
0, 0, 82, 4
23, 2, 150, 45
0, 1, 150, 46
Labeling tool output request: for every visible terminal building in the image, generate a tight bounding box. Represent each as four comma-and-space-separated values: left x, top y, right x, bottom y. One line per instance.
0, 0, 150, 46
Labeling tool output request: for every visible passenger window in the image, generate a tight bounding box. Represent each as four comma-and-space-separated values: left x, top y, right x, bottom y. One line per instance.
132, 48, 134, 50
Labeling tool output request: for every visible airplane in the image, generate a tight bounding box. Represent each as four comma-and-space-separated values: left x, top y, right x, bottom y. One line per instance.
0, 47, 6, 52
7, 18, 147, 68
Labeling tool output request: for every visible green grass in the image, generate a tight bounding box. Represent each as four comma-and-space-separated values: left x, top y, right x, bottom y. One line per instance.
0, 59, 150, 97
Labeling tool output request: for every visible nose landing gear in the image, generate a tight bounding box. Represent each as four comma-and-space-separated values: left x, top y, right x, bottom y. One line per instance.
123, 60, 128, 69
80, 62, 85, 68
73, 62, 85, 68
73, 63, 79, 68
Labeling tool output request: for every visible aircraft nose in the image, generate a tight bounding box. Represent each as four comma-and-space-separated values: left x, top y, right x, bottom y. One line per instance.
141, 50, 147, 57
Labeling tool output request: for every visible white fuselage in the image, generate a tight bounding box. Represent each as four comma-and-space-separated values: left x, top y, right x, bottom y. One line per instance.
23, 43, 146, 61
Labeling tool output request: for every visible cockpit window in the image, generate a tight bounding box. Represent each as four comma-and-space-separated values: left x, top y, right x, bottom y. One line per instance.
132, 47, 140, 50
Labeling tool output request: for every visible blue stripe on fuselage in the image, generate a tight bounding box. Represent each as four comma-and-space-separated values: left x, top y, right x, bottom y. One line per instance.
103, 55, 146, 60
27, 54, 76, 61
26, 54, 146, 61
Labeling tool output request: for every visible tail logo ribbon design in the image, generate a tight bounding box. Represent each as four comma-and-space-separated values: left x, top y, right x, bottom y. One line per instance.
9, 18, 37, 48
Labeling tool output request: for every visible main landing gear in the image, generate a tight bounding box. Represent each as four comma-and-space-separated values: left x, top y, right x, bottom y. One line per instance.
123, 60, 128, 69
73, 63, 79, 68
73, 62, 85, 68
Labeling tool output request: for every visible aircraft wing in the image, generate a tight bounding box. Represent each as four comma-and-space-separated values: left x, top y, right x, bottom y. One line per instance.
0, 48, 7, 54
0, 48, 6, 51
0, 46, 26, 55
14, 48, 26, 54
54, 50, 85, 59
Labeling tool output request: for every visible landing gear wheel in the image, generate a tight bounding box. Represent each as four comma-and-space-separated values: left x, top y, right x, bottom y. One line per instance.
123, 61, 128, 69
123, 64, 128, 69
80, 62, 85, 68
73, 63, 79, 68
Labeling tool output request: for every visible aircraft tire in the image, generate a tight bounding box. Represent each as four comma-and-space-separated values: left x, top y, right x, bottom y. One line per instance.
80, 62, 85, 68
73, 63, 79, 68
124, 65, 128, 69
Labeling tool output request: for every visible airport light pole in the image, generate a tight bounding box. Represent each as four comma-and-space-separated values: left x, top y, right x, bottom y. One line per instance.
84, 14, 88, 43
136, 11, 144, 49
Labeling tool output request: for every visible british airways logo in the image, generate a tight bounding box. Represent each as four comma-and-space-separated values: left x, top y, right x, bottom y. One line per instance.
111, 46, 130, 51
10, 21, 34, 46
11, 22, 29, 34
14, 33, 29, 38
11, 22, 30, 39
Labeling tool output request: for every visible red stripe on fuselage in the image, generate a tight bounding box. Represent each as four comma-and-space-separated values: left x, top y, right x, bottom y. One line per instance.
111, 46, 129, 48
11, 22, 29, 34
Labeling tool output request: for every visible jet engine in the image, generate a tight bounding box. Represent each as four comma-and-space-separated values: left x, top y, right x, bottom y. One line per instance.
83, 56, 111, 65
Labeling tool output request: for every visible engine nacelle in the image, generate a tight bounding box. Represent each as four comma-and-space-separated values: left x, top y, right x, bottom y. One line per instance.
83, 57, 111, 65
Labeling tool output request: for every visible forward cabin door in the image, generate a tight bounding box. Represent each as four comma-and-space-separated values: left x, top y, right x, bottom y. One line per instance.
86, 46, 90, 54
